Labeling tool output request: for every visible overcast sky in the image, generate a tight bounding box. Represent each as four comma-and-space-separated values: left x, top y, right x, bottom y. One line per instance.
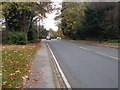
41, 1, 62, 31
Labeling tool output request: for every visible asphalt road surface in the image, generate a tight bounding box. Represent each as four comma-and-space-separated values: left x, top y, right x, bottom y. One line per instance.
47, 40, 118, 88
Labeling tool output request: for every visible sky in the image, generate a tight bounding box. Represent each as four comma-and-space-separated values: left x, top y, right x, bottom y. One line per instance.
0, 1, 62, 31
42, 10, 59, 31
41, 1, 62, 31
40, 0, 117, 31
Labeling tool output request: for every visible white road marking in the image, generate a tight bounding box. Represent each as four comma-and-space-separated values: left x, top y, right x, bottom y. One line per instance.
96, 51, 118, 60
77, 45, 118, 60
79, 46, 90, 51
46, 43, 72, 89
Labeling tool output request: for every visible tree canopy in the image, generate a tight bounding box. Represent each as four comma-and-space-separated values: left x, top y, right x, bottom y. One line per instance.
56, 2, 119, 41
2, 2, 53, 44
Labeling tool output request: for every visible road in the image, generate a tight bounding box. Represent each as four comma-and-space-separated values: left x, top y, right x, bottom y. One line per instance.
47, 40, 118, 88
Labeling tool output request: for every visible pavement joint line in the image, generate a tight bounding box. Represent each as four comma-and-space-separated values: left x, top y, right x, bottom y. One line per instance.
96, 51, 118, 60
46, 42, 72, 89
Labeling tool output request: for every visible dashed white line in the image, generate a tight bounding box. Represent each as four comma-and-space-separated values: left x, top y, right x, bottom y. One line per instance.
79, 46, 90, 51
96, 51, 118, 60
77, 45, 118, 60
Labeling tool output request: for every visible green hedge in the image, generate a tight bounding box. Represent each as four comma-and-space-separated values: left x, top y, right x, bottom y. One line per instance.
7, 31, 27, 45
106, 40, 119, 43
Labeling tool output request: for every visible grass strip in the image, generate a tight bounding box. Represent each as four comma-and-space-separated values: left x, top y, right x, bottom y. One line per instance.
2, 44, 40, 88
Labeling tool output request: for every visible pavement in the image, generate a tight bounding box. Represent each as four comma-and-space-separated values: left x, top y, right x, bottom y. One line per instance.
47, 40, 118, 88
25, 40, 55, 88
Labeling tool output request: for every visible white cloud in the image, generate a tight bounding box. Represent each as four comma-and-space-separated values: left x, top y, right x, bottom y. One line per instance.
51, 0, 63, 2
41, 2, 62, 31
43, 11, 57, 31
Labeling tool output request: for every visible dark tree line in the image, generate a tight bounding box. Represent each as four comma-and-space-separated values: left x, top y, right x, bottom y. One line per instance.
59, 2, 119, 41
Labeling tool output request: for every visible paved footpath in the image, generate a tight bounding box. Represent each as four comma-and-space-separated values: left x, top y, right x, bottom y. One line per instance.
25, 40, 55, 88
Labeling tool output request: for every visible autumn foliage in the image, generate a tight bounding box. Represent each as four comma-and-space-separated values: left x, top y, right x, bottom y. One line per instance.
2, 44, 40, 88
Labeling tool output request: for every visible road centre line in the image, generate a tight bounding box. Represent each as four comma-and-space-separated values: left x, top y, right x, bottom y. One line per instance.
76, 45, 118, 60
79, 46, 90, 51
96, 51, 118, 60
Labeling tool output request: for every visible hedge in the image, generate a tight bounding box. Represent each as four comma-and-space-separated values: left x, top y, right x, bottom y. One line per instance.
7, 31, 27, 45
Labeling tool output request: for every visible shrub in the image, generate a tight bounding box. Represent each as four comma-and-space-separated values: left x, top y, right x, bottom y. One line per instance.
33, 39, 41, 43
106, 40, 119, 43
7, 31, 27, 45
27, 30, 35, 42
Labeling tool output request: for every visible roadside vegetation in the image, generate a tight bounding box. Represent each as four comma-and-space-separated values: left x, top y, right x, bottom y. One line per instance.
1, 2, 52, 44
2, 44, 40, 88
0, 2, 53, 88
55, 2, 119, 44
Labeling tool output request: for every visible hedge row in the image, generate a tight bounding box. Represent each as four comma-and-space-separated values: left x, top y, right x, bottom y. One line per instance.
7, 31, 27, 45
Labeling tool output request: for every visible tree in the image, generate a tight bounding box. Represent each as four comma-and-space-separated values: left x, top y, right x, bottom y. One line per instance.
60, 2, 86, 39
2, 2, 53, 43
55, 2, 119, 41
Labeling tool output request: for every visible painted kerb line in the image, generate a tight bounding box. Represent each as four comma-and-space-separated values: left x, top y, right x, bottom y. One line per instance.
46, 43, 72, 89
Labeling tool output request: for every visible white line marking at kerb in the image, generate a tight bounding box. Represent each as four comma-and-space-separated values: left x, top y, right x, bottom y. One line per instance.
96, 51, 118, 60
46, 43, 72, 89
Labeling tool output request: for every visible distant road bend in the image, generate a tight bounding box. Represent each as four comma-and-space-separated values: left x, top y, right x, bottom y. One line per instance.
47, 40, 118, 88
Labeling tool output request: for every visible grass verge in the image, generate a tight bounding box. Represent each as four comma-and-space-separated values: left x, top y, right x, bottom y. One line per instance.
2, 44, 40, 88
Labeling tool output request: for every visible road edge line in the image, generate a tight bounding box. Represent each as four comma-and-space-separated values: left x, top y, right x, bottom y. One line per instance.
46, 42, 72, 89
